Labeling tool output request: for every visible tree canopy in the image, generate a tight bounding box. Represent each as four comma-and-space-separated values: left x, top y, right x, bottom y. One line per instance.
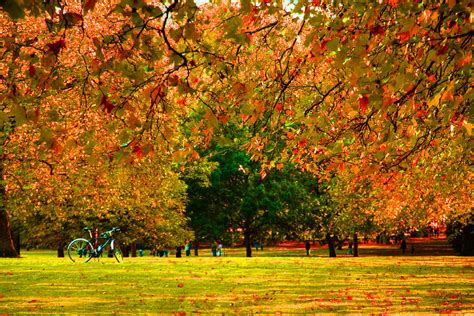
0, 0, 472, 256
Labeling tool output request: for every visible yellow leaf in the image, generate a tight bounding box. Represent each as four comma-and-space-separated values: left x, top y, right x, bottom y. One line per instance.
464, 121, 472, 135
428, 93, 441, 108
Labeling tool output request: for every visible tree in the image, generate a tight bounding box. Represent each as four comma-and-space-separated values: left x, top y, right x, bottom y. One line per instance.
185, 145, 324, 257
446, 212, 474, 256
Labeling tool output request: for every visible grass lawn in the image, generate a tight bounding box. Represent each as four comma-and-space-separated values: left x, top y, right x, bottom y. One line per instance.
0, 239, 473, 314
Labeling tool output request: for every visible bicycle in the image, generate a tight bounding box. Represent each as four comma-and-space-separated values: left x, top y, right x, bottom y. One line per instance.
67, 227, 123, 263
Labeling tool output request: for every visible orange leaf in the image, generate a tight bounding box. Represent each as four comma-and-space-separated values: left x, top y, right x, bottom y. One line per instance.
338, 162, 346, 172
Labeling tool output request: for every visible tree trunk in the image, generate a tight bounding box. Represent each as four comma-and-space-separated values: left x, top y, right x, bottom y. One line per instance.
194, 240, 199, 256
0, 161, 18, 258
123, 245, 130, 257
14, 229, 20, 256
353, 232, 359, 257
244, 231, 252, 257
131, 243, 137, 257
57, 242, 65, 257
326, 233, 336, 257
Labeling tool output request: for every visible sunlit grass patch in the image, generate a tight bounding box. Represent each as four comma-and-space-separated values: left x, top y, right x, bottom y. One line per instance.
0, 245, 473, 314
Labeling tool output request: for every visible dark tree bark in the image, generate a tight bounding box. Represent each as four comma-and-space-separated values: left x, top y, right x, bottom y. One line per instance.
14, 229, 20, 256
353, 232, 359, 257
123, 245, 130, 257
0, 161, 18, 258
244, 230, 252, 257
131, 243, 137, 257
326, 233, 336, 257
57, 242, 65, 257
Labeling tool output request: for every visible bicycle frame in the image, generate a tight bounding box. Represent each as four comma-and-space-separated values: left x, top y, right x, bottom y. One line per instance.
68, 227, 122, 263
88, 229, 120, 257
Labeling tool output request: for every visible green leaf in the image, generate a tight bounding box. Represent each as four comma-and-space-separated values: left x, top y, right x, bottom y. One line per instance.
0, 111, 9, 128
13, 104, 27, 125
1, 0, 25, 19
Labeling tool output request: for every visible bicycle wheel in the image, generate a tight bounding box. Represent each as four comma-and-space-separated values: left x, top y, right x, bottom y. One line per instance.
68, 238, 94, 263
111, 239, 123, 263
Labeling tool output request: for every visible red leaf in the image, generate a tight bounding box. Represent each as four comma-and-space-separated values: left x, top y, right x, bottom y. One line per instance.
84, 0, 97, 13
371, 25, 385, 36
347, 296, 353, 300
29, 64, 36, 77
218, 114, 229, 124
100, 96, 115, 114
437, 45, 449, 55
177, 283, 184, 288
133, 145, 142, 159
292, 148, 299, 155
275, 103, 283, 111
64, 12, 83, 26
298, 138, 308, 148
320, 40, 329, 52
416, 110, 427, 117
47, 40, 66, 55
359, 95, 369, 113
397, 31, 411, 43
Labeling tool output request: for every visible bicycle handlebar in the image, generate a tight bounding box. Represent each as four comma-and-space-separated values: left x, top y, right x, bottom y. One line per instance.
83, 227, 120, 237
100, 227, 121, 238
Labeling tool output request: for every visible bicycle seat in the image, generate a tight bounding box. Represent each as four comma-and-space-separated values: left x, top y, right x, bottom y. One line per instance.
83, 227, 92, 231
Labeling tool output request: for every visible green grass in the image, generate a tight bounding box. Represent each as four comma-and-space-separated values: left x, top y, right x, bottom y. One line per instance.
0, 242, 473, 314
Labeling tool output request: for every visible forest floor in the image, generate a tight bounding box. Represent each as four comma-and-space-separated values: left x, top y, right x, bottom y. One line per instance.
0, 237, 473, 314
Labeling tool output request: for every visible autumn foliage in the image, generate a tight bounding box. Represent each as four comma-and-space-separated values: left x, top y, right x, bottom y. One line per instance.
0, 0, 472, 256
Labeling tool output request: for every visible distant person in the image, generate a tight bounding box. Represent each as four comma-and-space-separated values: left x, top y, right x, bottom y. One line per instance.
211, 244, 217, 257
217, 242, 223, 257
348, 242, 353, 255
254, 241, 260, 251
176, 246, 182, 258
185, 241, 191, 256
401, 239, 407, 254
305, 241, 311, 256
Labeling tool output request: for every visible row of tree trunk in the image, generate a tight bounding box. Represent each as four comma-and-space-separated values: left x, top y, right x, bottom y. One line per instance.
327, 233, 359, 257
